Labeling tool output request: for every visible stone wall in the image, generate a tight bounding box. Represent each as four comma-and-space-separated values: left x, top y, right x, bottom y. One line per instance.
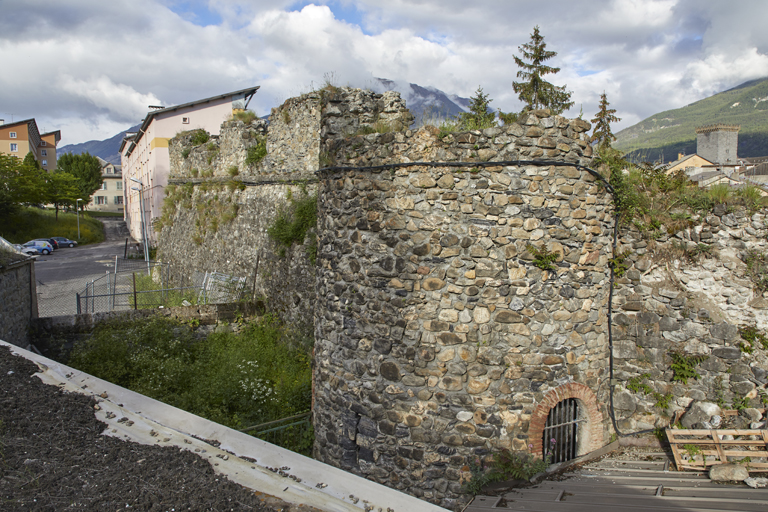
611, 207, 768, 431
156, 87, 768, 510
0, 258, 36, 347
159, 87, 414, 328
312, 110, 610, 510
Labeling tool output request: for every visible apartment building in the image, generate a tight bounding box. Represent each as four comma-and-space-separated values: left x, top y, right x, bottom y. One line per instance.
0, 118, 60, 171
120, 86, 258, 245
87, 157, 124, 213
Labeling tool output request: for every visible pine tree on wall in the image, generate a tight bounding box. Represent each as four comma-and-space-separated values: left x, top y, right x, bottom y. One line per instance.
590, 92, 621, 153
513, 26, 574, 114
458, 86, 497, 131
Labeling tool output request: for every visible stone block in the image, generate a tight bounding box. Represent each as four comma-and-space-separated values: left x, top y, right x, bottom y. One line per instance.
712, 347, 741, 360
709, 464, 749, 482
710, 322, 739, 341
681, 401, 721, 429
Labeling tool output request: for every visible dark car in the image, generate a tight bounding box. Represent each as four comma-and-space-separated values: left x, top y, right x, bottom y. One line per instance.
33, 238, 59, 250
51, 237, 78, 248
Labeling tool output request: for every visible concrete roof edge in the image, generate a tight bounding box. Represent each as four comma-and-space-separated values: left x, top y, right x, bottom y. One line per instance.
0, 340, 448, 512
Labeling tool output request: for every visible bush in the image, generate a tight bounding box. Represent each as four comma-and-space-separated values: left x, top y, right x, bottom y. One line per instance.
245, 138, 267, 166
66, 315, 313, 451
189, 130, 209, 146
267, 186, 317, 262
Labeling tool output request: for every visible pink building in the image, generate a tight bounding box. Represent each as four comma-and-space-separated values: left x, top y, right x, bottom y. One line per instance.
120, 86, 259, 245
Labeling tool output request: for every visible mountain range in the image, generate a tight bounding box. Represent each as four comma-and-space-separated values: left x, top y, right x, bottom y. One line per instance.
62, 77, 768, 166
58, 125, 139, 165
614, 77, 768, 162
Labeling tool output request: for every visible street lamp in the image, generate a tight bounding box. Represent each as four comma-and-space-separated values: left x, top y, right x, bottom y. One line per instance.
76, 198, 81, 240
130, 178, 150, 268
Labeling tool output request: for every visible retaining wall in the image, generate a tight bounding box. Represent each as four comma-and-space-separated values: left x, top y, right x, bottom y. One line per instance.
0, 257, 37, 347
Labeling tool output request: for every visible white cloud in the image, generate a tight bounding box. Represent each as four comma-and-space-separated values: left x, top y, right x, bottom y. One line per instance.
0, 0, 767, 145
58, 76, 163, 123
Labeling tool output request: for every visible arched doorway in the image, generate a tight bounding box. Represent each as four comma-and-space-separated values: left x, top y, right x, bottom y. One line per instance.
529, 382, 605, 460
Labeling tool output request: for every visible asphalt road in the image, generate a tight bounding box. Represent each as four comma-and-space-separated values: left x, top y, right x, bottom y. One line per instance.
34, 218, 142, 317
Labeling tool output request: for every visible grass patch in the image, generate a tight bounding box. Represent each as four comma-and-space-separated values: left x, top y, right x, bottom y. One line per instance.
130, 272, 202, 309
66, 315, 313, 454
744, 249, 768, 294
463, 450, 550, 495
596, 149, 768, 232
233, 110, 257, 124
0, 207, 105, 245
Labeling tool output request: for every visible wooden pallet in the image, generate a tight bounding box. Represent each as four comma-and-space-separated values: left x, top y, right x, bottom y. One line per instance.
666, 428, 768, 471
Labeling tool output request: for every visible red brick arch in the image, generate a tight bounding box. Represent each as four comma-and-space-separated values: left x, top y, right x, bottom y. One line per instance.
528, 382, 605, 458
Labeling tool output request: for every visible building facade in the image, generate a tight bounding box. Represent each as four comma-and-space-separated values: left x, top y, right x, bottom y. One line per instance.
87, 158, 124, 213
0, 118, 60, 171
120, 86, 258, 244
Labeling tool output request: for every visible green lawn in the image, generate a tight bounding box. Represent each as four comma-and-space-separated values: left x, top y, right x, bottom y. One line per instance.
0, 207, 105, 245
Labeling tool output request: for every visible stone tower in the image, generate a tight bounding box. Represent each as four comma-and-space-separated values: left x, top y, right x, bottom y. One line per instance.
695, 124, 740, 164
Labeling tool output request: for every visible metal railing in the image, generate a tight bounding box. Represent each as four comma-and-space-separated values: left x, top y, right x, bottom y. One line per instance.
239, 411, 313, 456
73, 264, 248, 315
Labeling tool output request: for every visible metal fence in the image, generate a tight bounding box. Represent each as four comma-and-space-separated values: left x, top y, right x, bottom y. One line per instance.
36, 259, 248, 317
239, 411, 313, 456
75, 266, 248, 315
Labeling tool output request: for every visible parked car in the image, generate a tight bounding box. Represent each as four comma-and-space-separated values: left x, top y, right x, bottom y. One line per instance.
23, 240, 53, 255
13, 244, 38, 256
33, 238, 58, 250
51, 237, 77, 248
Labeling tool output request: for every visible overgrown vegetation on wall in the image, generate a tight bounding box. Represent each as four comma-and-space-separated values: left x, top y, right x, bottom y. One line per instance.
267, 186, 318, 263
66, 315, 313, 454
597, 148, 768, 228
245, 137, 267, 166
156, 182, 240, 245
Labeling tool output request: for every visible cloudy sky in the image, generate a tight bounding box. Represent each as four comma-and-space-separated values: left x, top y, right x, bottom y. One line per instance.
2, 0, 767, 146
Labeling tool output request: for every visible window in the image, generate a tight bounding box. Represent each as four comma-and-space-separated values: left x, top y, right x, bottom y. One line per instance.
41, 140, 46, 146
114, 196, 123, 205
95, 196, 106, 205
10, 143, 17, 152
101, 182, 108, 190
41, 149, 47, 157
182, 117, 190, 124
116, 181, 122, 190
42, 160, 48, 166
9, 132, 16, 138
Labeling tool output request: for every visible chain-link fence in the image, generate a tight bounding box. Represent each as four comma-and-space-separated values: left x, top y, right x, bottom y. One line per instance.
37, 261, 248, 318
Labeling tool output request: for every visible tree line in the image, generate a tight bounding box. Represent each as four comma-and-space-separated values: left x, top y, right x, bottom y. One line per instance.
456, 25, 620, 154
0, 152, 103, 219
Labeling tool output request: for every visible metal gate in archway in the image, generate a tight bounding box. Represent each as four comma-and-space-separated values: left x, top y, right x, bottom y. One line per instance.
542, 398, 584, 463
